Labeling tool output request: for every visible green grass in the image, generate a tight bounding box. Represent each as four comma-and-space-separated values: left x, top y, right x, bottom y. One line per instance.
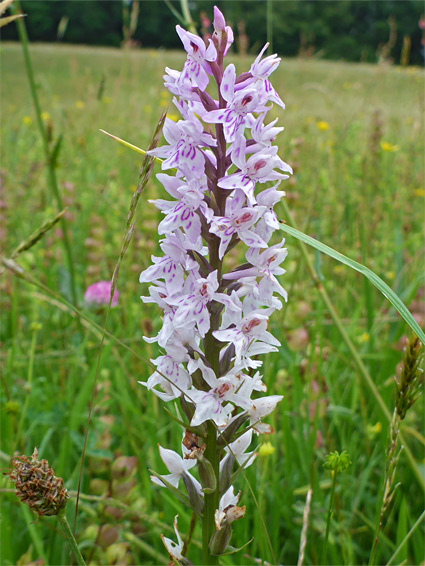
1, 42, 424, 565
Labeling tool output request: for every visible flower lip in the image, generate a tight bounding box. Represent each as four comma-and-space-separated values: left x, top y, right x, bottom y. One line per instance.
254, 159, 267, 171
242, 317, 262, 334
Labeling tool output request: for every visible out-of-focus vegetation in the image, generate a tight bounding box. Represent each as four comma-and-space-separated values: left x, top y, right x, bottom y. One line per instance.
1, 41, 424, 565
1, 0, 425, 65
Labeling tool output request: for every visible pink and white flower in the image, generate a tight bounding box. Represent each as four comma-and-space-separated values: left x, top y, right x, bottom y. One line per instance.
210, 194, 267, 259
138, 8, 294, 554
176, 25, 217, 91
148, 114, 216, 177
218, 135, 292, 205
84, 281, 119, 308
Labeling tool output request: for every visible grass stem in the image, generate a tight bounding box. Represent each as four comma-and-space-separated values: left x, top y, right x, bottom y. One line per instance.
12, 1, 78, 307
321, 470, 338, 564
57, 511, 86, 566
15, 322, 38, 448
385, 510, 425, 566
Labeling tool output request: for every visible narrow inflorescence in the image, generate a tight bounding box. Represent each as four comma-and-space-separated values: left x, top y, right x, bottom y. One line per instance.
138, 7, 292, 562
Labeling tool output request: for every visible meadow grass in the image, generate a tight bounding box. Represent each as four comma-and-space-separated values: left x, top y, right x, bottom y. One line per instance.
1, 42, 424, 565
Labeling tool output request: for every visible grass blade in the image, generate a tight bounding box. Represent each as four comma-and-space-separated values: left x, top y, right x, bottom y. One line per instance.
278, 221, 424, 344
386, 509, 425, 566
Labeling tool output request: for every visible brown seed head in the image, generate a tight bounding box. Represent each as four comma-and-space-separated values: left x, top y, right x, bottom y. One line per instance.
4, 447, 69, 516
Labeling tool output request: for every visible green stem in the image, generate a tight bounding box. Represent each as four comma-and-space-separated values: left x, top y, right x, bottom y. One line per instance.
201, 151, 223, 564
180, 0, 197, 35
266, 0, 273, 54
321, 470, 338, 564
202, 422, 219, 565
57, 511, 86, 566
16, 323, 38, 448
12, 1, 78, 307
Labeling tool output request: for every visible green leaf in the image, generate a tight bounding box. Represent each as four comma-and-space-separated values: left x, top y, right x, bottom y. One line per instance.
220, 537, 254, 556
278, 222, 425, 345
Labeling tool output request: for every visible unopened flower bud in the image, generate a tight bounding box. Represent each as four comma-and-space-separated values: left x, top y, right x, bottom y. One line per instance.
182, 472, 204, 515
5, 447, 69, 516
180, 396, 195, 423
216, 412, 248, 448
209, 522, 232, 556
219, 453, 234, 495
196, 454, 217, 494
213, 6, 226, 32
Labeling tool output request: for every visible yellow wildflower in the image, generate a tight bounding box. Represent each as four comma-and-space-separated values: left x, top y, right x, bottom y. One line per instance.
366, 422, 382, 439
414, 188, 424, 197
358, 332, 370, 344
75, 100, 85, 109
380, 141, 399, 152
22, 115, 32, 126
316, 121, 330, 131
160, 99, 169, 108
103, 96, 111, 104
259, 442, 275, 457
41, 111, 50, 121
167, 114, 179, 122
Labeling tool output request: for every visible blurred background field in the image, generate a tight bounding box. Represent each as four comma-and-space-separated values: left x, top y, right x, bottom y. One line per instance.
1, 34, 424, 566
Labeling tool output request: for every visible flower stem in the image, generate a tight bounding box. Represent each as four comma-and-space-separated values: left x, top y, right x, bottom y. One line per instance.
202, 421, 219, 565
202, 232, 221, 564
57, 511, 86, 566
321, 469, 338, 564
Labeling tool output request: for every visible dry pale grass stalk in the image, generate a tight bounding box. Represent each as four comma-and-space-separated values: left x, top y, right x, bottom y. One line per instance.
297, 487, 313, 566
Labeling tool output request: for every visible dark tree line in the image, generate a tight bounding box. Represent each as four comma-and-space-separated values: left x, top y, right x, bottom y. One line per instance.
2, 0, 424, 65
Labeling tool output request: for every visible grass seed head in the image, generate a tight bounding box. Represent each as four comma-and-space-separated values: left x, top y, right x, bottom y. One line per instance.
396, 336, 424, 420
